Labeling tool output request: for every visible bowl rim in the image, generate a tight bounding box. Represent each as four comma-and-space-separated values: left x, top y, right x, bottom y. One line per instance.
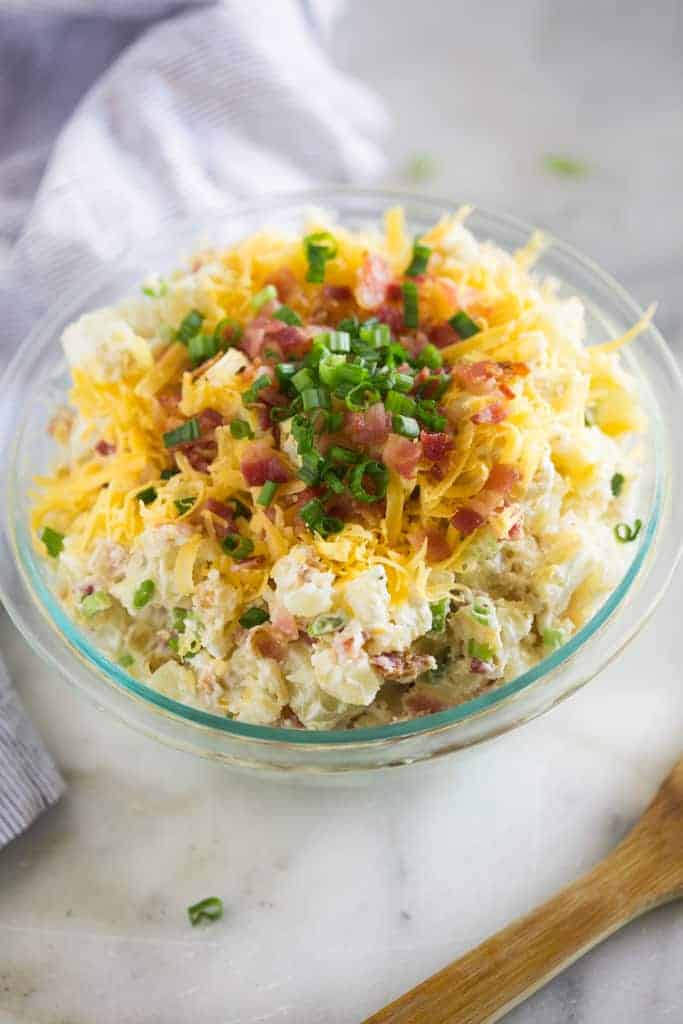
2, 185, 681, 749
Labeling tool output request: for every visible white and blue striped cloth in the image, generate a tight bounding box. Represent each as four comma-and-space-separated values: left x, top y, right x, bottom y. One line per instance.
0, 0, 387, 846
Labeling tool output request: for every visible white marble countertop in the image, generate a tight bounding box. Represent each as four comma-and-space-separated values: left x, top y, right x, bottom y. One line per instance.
1, 1, 683, 1021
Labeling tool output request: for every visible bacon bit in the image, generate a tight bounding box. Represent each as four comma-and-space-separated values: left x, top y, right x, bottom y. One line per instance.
322, 284, 352, 302
231, 556, 265, 571
399, 330, 429, 358
206, 499, 234, 522
484, 463, 520, 495
452, 463, 520, 534
197, 408, 223, 432
241, 441, 293, 486
183, 446, 215, 472
266, 267, 298, 301
382, 433, 422, 479
344, 401, 392, 447
404, 692, 448, 716
255, 404, 272, 431
95, 440, 115, 456
453, 360, 502, 395
420, 430, 452, 461
242, 317, 307, 360
270, 603, 299, 640
429, 322, 461, 349
470, 658, 493, 674
81, 584, 94, 597
425, 527, 452, 562
452, 506, 486, 536
371, 651, 436, 682
471, 402, 508, 425
253, 629, 289, 662
271, 324, 307, 358
499, 361, 530, 377
355, 252, 393, 310
376, 304, 405, 333
508, 521, 523, 540
385, 282, 403, 302
499, 382, 516, 400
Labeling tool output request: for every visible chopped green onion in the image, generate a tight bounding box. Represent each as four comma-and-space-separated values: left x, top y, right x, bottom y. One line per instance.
331, 363, 368, 394
176, 309, 204, 344
221, 534, 255, 560
416, 343, 443, 370
543, 154, 587, 178
302, 388, 330, 411
405, 152, 437, 183
405, 240, 431, 277
349, 460, 388, 503
161, 467, 179, 480
416, 401, 447, 431
118, 653, 135, 668
471, 599, 492, 625
142, 280, 168, 299
321, 467, 345, 494
328, 445, 361, 465
188, 332, 218, 367
137, 486, 157, 505
385, 391, 417, 415
250, 284, 277, 310
229, 498, 251, 520
133, 580, 155, 609
299, 450, 324, 485
172, 607, 188, 632
239, 607, 269, 629
213, 317, 243, 346
174, 497, 196, 516
324, 410, 344, 434
308, 612, 348, 637
257, 481, 278, 507
292, 368, 316, 393
615, 519, 642, 543
328, 330, 351, 353
467, 638, 495, 662
402, 282, 419, 329
187, 897, 224, 927
81, 590, 112, 617
359, 322, 391, 348
230, 419, 254, 440
300, 498, 325, 529
611, 473, 625, 497
303, 231, 338, 283
318, 515, 344, 538
344, 384, 380, 412
542, 628, 564, 650
449, 311, 480, 339
392, 414, 420, 439
429, 598, 450, 633
41, 526, 64, 558
275, 363, 299, 388
392, 371, 415, 393
291, 414, 314, 453
242, 374, 271, 405
273, 305, 302, 326
163, 419, 200, 447
318, 352, 347, 387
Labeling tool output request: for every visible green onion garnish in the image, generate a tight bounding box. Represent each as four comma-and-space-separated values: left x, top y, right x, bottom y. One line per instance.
328, 445, 361, 465
174, 497, 196, 516
133, 579, 155, 609
467, 638, 495, 662
300, 498, 325, 530
611, 473, 625, 497
161, 467, 179, 480
137, 486, 157, 505
615, 519, 642, 543
344, 384, 380, 412
542, 628, 564, 650
402, 281, 419, 329
163, 419, 200, 447
392, 414, 420, 439
41, 526, 64, 558
449, 311, 480, 338
230, 419, 254, 439
359, 322, 391, 348
172, 607, 188, 632
303, 231, 338, 283
81, 590, 112, 617
318, 353, 347, 388
328, 330, 351, 353
543, 154, 587, 178
118, 653, 135, 668
308, 613, 348, 637
385, 391, 416, 416
429, 598, 450, 633
349, 460, 388, 503
302, 388, 330, 411
299, 451, 324, 485
213, 317, 243, 346
187, 897, 224, 927
188, 332, 218, 367
250, 284, 277, 310
257, 481, 278, 507
416, 401, 447, 432
239, 607, 269, 629
405, 240, 431, 277
416, 343, 443, 370
273, 305, 302, 326
321, 467, 345, 494
176, 309, 204, 344
275, 362, 299, 388
142, 280, 168, 299
222, 534, 255, 560
292, 367, 316, 393
471, 600, 492, 625
242, 374, 271, 406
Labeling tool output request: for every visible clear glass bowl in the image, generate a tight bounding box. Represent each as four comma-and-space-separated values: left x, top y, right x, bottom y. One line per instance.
1, 188, 682, 775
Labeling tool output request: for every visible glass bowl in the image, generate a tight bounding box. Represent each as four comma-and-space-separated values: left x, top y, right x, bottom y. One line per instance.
1, 188, 681, 775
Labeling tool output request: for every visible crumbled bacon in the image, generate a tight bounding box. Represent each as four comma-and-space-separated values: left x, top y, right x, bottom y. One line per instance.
344, 402, 392, 447
371, 652, 436, 682
322, 284, 353, 302
240, 441, 293, 486
420, 430, 452, 461
243, 317, 307, 361
452, 507, 486, 536
452, 463, 520, 534
355, 252, 393, 310
206, 499, 234, 522
95, 440, 115, 456
453, 360, 502, 394
470, 658, 494, 674
471, 401, 508, 425
404, 692, 448, 716
197, 408, 223, 432
385, 282, 403, 302
266, 267, 298, 301
428, 322, 461, 349
382, 433, 422, 479
508, 521, 523, 540
376, 304, 406, 333
499, 382, 516, 400
399, 330, 429, 358
425, 527, 452, 562
484, 463, 520, 495
270, 603, 298, 640
253, 629, 289, 662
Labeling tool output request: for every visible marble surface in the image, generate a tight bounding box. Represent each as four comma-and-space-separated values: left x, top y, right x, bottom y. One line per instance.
2, 1, 683, 1021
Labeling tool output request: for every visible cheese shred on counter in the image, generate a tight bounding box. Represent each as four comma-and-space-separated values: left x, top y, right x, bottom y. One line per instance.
32, 207, 648, 728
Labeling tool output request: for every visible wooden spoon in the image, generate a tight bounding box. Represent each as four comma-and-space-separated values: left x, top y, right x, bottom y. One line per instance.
364, 756, 683, 1024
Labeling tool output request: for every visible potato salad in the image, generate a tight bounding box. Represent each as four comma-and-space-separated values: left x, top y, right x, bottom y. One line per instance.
33, 207, 647, 729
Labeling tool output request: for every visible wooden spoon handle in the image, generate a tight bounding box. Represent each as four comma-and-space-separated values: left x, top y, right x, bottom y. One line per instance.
363, 832, 674, 1024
